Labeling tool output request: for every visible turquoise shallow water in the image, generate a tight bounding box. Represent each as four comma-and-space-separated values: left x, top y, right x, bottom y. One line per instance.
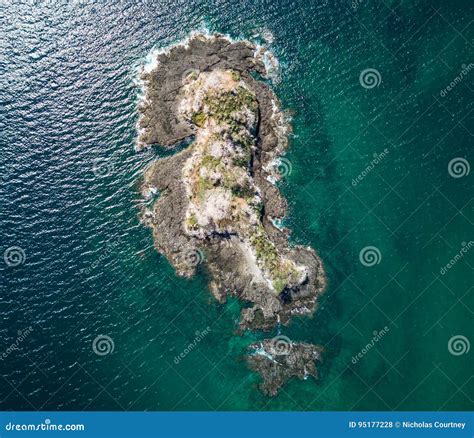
1, 0, 472, 410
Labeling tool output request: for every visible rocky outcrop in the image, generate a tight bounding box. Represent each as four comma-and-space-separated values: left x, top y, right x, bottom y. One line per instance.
136, 32, 326, 395
247, 338, 324, 396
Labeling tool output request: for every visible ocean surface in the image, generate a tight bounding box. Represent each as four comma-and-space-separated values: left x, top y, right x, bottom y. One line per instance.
1, 0, 472, 411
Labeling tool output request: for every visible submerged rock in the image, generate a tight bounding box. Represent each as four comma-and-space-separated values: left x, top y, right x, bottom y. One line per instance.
136, 32, 326, 394
247, 338, 324, 396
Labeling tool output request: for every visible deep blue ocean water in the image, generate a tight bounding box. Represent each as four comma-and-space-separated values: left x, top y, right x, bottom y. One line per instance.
1, 0, 472, 410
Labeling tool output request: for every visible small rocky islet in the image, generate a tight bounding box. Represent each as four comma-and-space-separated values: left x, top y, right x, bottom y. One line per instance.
136, 33, 326, 396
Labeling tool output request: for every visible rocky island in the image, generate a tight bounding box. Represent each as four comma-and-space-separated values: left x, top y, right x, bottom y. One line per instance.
136, 33, 325, 396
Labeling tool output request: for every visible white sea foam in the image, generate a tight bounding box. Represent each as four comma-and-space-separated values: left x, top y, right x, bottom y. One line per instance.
135, 29, 288, 236
134, 28, 247, 151
135, 27, 280, 108
253, 345, 276, 362
270, 217, 285, 230
261, 29, 274, 44
254, 45, 280, 82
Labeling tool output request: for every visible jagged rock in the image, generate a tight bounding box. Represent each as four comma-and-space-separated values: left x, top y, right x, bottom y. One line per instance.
247, 338, 324, 396
136, 33, 326, 394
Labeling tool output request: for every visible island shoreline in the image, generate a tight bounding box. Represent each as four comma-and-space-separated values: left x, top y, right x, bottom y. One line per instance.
135, 32, 326, 396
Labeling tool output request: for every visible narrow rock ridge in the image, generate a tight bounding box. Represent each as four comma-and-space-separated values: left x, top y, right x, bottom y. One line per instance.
136, 33, 326, 395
